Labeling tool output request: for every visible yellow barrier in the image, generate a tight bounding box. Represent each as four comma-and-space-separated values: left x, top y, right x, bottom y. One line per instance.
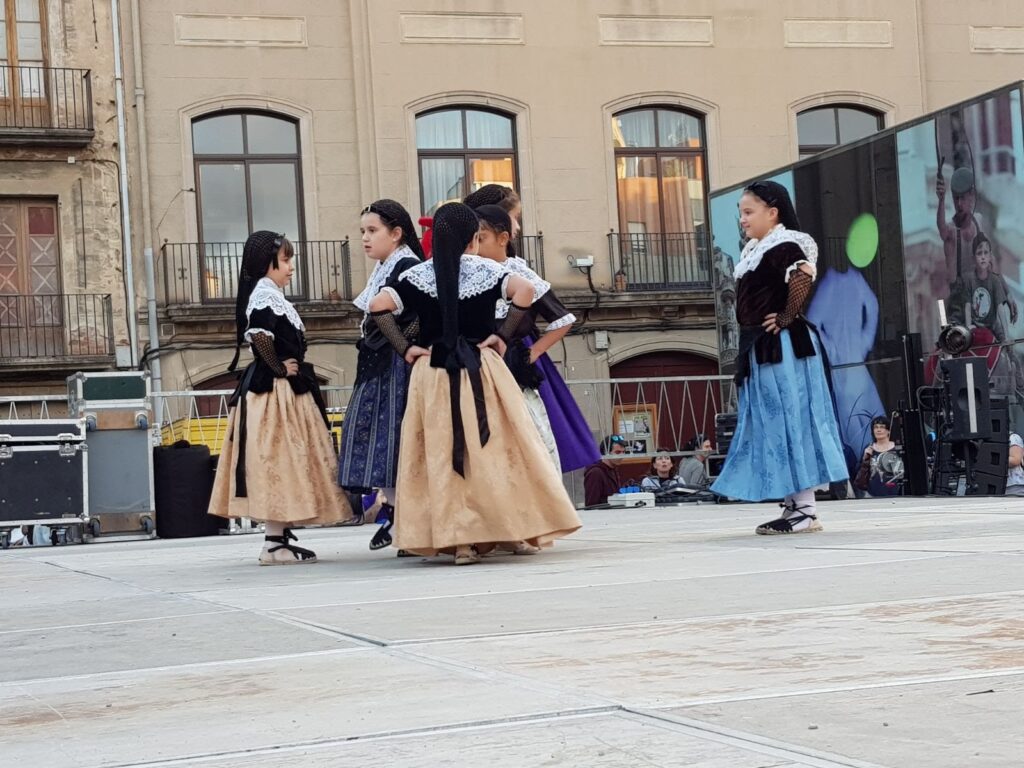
161, 413, 345, 455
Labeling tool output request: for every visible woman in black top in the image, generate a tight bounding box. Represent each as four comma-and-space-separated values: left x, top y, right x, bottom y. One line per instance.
367, 203, 581, 565
709, 181, 847, 534
208, 231, 350, 564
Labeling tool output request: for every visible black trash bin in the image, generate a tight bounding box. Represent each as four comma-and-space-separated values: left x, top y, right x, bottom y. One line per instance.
154, 442, 220, 538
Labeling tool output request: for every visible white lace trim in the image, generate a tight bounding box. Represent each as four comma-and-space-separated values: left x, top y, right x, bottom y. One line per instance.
546, 313, 576, 331
246, 277, 304, 332
352, 245, 418, 313
501, 257, 550, 300
733, 225, 818, 282
784, 259, 815, 284
243, 328, 275, 342
379, 286, 403, 315
399, 254, 508, 299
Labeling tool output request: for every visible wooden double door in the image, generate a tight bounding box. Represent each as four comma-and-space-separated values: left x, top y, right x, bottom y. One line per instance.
0, 198, 62, 358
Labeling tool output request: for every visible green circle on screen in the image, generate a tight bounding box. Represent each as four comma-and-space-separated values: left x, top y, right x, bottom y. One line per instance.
846, 214, 879, 268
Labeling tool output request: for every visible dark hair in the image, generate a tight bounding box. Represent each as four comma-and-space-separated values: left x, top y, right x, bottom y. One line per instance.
600, 434, 627, 453
871, 416, 891, 431
684, 434, 707, 452
649, 449, 676, 474
464, 184, 520, 212
229, 231, 292, 371
972, 231, 991, 256
361, 199, 425, 260
475, 204, 513, 237
431, 203, 480, 368
743, 180, 801, 231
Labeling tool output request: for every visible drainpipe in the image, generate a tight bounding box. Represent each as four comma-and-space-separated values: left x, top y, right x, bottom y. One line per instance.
109, 0, 139, 368
127, 0, 161, 398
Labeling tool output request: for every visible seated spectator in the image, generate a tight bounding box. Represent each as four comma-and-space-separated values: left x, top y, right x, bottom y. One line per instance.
677, 435, 712, 490
584, 434, 627, 506
641, 450, 683, 492
854, 416, 901, 497
1007, 432, 1024, 496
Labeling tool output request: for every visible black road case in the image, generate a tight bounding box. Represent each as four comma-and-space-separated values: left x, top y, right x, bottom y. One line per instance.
0, 419, 88, 528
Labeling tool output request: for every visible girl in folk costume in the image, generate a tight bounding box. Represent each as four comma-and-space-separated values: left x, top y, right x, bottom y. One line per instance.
367, 203, 581, 565
337, 200, 423, 550
710, 181, 847, 534
473, 205, 571, 471
470, 200, 600, 473
209, 231, 350, 564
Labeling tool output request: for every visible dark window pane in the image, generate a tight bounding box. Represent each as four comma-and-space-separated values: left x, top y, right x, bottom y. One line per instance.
420, 157, 465, 215
613, 110, 656, 148
797, 108, 838, 149
193, 114, 244, 155
657, 110, 703, 148
465, 110, 513, 149
837, 107, 882, 143
416, 111, 463, 149
249, 164, 300, 237
246, 114, 298, 154
197, 163, 249, 242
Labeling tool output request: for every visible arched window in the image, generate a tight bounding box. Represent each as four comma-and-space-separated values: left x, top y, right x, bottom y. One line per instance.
415, 107, 517, 216
796, 105, 884, 159
611, 107, 709, 289
191, 111, 304, 300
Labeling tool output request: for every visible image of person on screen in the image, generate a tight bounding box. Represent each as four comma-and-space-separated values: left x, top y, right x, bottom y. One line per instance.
936, 166, 982, 321
962, 232, 1017, 343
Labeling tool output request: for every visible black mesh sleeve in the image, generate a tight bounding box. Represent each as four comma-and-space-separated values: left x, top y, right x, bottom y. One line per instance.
371, 310, 411, 356
533, 291, 570, 323
776, 270, 814, 329
250, 332, 286, 376
497, 303, 531, 343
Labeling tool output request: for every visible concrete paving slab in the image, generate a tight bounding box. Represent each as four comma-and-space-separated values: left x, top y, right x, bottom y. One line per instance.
418, 590, 1024, 709
0, 496, 1020, 767
0, 609, 358, 684
187, 712, 823, 768
276, 555, 1024, 644
0, 649, 594, 768
675, 674, 1024, 768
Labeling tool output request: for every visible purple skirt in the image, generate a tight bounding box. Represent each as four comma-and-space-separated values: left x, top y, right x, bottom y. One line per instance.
531, 346, 600, 473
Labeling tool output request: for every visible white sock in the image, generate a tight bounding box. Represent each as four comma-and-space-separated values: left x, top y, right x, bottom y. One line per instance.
786, 489, 817, 530
265, 521, 285, 538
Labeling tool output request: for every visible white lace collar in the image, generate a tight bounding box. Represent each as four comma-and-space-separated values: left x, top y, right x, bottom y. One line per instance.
494, 257, 550, 319
733, 225, 818, 281
246, 277, 304, 332
353, 245, 419, 312
399, 254, 508, 299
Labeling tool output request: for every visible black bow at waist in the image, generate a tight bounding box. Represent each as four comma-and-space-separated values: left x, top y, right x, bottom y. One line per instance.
432, 337, 491, 477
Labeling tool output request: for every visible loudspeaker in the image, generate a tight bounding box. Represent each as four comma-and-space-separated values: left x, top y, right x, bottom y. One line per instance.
715, 412, 737, 454
941, 357, 991, 440
974, 471, 1008, 495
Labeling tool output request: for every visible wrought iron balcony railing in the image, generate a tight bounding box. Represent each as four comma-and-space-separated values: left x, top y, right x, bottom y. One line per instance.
516, 234, 545, 277
0, 293, 114, 363
160, 240, 352, 307
0, 65, 94, 144
608, 231, 712, 291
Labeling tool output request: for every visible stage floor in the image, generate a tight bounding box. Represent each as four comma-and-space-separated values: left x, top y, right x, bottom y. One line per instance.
2, 496, 1022, 767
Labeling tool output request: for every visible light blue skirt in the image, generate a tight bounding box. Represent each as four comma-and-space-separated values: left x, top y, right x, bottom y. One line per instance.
711, 330, 848, 501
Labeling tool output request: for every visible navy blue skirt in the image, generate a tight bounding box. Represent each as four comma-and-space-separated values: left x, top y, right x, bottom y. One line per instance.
337, 351, 410, 492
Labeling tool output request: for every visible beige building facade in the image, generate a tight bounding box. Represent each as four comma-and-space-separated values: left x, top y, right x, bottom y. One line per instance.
0, 0, 128, 392
108, 0, 1024, 393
